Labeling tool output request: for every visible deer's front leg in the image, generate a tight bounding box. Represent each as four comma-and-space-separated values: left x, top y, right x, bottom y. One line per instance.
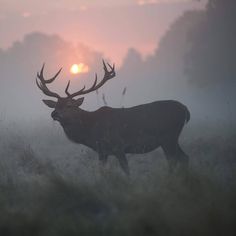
96, 141, 108, 165
98, 152, 108, 166
116, 153, 130, 176
98, 152, 108, 176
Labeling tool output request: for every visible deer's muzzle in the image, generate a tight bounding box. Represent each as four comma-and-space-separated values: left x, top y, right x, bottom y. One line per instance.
51, 110, 61, 121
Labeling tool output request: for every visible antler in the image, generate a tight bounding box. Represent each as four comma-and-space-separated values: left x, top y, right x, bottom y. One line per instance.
36, 64, 62, 99
65, 60, 115, 98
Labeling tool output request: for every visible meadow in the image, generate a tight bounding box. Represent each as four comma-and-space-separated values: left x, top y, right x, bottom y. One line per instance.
0, 121, 235, 236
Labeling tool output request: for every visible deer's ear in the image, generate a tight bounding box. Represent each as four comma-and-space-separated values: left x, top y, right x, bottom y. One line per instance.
74, 97, 84, 107
42, 100, 57, 108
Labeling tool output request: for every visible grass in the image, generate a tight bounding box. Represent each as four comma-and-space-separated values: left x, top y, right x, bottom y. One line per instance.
0, 123, 236, 236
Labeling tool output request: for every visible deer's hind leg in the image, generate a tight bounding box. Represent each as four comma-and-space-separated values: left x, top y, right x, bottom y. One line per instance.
161, 137, 189, 173
176, 143, 189, 170
161, 138, 179, 173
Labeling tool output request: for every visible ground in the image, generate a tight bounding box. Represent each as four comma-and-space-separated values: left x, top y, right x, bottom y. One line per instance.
0, 122, 235, 236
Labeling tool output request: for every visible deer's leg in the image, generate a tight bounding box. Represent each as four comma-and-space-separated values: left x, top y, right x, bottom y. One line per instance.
98, 152, 108, 166
98, 153, 109, 176
176, 143, 189, 170
116, 153, 130, 176
161, 140, 178, 173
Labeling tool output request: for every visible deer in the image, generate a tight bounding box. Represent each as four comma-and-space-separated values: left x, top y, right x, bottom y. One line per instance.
36, 61, 190, 175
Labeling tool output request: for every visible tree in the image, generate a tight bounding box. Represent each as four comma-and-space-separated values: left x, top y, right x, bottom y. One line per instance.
186, 0, 236, 86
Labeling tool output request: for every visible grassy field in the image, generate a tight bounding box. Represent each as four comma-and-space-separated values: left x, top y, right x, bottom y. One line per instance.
0, 122, 236, 236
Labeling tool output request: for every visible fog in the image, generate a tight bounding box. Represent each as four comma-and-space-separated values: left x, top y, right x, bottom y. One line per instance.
0, 1, 236, 235
0, 1, 205, 64
0, 11, 235, 130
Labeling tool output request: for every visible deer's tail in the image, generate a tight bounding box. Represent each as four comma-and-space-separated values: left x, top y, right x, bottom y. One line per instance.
184, 105, 191, 124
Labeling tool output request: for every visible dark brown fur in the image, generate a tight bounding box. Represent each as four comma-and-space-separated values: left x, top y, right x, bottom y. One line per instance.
48, 99, 190, 175
37, 62, 190, 175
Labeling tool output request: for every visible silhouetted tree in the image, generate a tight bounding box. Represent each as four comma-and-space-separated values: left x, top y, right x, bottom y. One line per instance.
186, 0, 236, 86
146, 10, 203, 82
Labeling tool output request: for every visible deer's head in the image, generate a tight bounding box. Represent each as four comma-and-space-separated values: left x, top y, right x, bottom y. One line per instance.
36, 61, 115, 122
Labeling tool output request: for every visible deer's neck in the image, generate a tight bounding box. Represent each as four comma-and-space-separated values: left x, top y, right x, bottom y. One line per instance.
60, 109, 96, 148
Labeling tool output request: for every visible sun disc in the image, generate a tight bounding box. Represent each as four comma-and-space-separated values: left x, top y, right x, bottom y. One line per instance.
70, 64, 80, 74
70, 63, 89, 75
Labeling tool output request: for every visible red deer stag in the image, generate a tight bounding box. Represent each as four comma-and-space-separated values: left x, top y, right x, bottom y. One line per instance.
36, 61, 190, 175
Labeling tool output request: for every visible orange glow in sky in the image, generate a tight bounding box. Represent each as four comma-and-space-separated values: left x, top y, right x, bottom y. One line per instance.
70, 63, 89, 75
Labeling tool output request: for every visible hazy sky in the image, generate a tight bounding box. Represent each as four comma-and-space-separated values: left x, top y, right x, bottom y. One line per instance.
0, 0, 200, 10
1, 0, 234, 125
0, 0, 205, 64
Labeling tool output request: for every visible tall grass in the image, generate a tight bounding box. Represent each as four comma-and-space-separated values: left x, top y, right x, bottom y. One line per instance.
0, 123, 235, 235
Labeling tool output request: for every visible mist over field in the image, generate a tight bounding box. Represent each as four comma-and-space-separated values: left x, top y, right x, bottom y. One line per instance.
0, 0, 236, 235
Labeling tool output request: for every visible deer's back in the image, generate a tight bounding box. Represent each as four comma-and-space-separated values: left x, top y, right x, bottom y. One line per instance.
89, 100, 188, 153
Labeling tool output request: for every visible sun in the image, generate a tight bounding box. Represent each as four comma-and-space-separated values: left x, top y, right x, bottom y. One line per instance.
70, 64, 80, 74
70, 63, 89, 75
